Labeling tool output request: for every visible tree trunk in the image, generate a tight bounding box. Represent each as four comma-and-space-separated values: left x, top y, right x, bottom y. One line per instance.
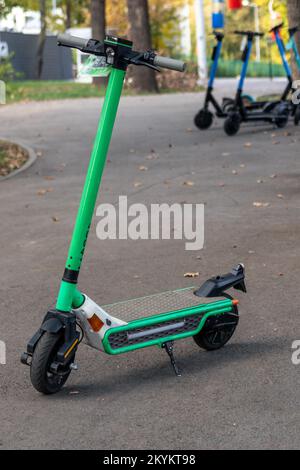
66, 0, 72, 30
36, 0, 47, 79
287, 0, 300, 78
91, 0, 106, 85
126, 0, 158, 92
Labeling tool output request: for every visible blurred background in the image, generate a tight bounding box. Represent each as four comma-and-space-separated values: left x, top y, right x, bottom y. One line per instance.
0, 0, 299, 102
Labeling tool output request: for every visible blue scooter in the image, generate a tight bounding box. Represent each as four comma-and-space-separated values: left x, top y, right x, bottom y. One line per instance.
224, 26, 292, 136
287, 26, 300, 125
194, 31, 227, 129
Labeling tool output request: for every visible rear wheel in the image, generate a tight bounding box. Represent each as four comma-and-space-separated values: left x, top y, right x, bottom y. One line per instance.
194, 109, 213, 130
193, 310, 239, 351
224, 112, 241, 136
275, 106, 289, 128
30, 332, 72, 394
294, 105, 300, 126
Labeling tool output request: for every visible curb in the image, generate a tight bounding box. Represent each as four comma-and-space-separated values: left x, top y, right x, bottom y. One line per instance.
0, 138, 37, 181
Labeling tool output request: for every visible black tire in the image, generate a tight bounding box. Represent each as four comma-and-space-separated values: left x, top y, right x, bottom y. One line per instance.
294, 105, 300, 126
194, 110, 213, 130
222, 98, 234, 113
193, 310, 239, 351
224, 112, 241, 136
275, 106, 289, 129
30, 332, 72, 394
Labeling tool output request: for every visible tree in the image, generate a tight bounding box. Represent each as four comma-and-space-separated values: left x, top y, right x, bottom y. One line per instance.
126, 0, 158, 92
287, 0, 300, 77
91, 0, 106, 85
36, 0, 47, 78
91, 0, 105, 42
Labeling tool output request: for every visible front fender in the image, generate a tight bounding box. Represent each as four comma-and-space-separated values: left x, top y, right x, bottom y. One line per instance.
41, 318, 64, 334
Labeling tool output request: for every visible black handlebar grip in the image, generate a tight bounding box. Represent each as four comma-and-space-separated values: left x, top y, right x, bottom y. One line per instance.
57, 33, 89, 50
153, 55, 186, 72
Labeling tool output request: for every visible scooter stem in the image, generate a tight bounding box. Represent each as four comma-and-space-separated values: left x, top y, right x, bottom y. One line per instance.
56, 68, 126, 312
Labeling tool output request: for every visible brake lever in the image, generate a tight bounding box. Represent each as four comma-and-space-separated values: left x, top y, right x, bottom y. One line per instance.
127, 51, 160, 72
131, 59, 160, 72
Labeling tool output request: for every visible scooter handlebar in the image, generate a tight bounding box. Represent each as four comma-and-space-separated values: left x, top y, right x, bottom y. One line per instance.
153, 55, 186, 72
57, 33, 89, 50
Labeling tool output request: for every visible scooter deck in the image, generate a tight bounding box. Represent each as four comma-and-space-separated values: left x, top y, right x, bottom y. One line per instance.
103, 287, 224, 323
102, 288, 233, 355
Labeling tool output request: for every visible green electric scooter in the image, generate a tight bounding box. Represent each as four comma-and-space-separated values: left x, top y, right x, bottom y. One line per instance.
21, 33, 246, 394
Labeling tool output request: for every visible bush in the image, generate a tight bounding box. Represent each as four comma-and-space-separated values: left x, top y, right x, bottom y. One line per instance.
0, 55, 18, 82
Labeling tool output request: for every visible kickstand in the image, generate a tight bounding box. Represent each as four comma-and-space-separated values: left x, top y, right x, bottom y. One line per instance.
163, 341, 181, 377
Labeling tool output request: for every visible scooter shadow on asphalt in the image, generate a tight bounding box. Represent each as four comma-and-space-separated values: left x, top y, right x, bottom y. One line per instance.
53, 336, 289, 400
209, 122, 291, 135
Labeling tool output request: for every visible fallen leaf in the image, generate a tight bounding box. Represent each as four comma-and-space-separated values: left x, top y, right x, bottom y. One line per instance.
37, 187, 53, 195
244, 142, 252, 148
146, 153, 159, 160
253, 201, 270, 208
184, 272, 199, 278
44, 176, 55, 181
182, 180, 195, 187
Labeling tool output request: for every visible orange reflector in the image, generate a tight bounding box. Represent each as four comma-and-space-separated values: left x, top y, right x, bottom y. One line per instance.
88, 314, 104, 332
232, 299, 239, 306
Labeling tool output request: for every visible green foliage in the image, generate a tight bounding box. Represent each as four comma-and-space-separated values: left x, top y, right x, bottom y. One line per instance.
0, 55, 17, 81
150, 1, 183, 56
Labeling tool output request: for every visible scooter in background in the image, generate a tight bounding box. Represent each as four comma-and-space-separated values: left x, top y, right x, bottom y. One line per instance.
287, 26, 300, 125
223, 28, 291, 136
194, 31, 227, 129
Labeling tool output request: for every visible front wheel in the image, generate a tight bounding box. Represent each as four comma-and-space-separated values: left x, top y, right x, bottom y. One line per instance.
194, 109, 213, 130
30, 332, 72, 394
193, 310, 239, 351
224, 112, 241, 136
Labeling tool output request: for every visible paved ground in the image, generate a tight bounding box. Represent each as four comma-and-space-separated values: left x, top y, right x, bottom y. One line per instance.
0, 79, 299, 450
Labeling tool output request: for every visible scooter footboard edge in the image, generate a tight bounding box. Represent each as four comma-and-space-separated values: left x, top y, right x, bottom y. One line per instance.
102, 298, 237, 355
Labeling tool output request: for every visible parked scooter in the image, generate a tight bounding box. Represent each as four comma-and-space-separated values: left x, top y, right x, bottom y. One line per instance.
194, 31, 227, 129
224, 28, 292, 136
21, 33, 247, 394
287, 26, 300, 125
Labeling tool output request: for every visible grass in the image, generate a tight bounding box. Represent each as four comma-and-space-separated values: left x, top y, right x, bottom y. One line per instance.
4, 79, 204, 104
0, 148, 6, 167
6, 80, 107, 103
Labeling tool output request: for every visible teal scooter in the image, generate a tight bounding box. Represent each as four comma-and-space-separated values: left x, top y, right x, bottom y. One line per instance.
21, 33, 246, 394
